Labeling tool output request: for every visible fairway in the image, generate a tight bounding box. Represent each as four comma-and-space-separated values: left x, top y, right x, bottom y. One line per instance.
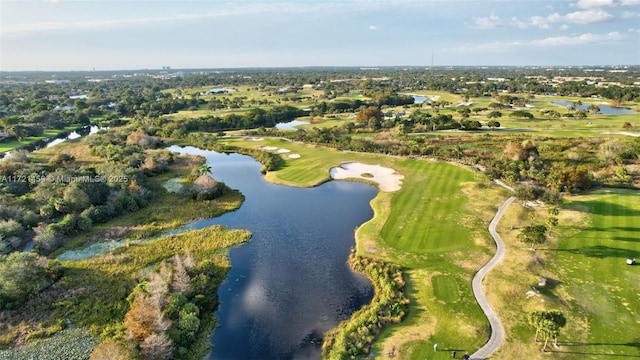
432, 275, 460, 303
381, 161, 475, 253
552, 189, 640, 359
488, 189, 640, 359
222, 136, 510, 358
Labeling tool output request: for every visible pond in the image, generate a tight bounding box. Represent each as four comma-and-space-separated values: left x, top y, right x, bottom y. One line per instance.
167, 146, 376, 360
412, 95, 428, 104
275, 120, 310, 130
550, 101, 636, 115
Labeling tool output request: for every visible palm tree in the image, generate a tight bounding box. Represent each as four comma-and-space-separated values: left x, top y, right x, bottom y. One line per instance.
529, 310, 566, 350
198, 164, 212, 176
528, 311, 544, 343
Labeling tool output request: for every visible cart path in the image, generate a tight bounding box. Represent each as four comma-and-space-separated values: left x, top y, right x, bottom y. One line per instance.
470, 195, 515, 360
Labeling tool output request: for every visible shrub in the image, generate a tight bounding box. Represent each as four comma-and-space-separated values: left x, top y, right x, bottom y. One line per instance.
0, 219, 24, 239
0, 252, 62, 309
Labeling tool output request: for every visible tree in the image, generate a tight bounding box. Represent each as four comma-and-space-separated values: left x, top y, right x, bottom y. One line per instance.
487, 110, 502, 119
515, 185, 537, 202
517, 225, 548, 250
140, 333, 174, 360
487, 120, 501, 130
511, 110, 534, 119
171, 256, 192, 295
587, 104, 600, 114
528, 311, 544, 343
574, 109, 588, 119
90, 340, 131, 360
529, 310, 566, 351
0, 252, 61, 309
62, 183, 91, 213
356, 106, 383, 126
197, 163, 212, 176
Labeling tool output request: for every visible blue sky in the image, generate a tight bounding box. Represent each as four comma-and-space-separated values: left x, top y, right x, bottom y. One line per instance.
1, 0, 639, 71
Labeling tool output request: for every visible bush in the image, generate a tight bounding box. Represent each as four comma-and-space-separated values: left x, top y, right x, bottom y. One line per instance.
0, 219, 24, 239
322, 251, 408, 359
0, 252, 62, 309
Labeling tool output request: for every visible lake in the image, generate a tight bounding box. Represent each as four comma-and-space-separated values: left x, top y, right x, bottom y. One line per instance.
275, 120, 310, 130
167, 146, 376, 360
551, 101, 636, 115
412, 95, 428, 104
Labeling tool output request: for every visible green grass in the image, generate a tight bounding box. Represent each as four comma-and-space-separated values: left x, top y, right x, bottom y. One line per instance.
0, 226, 251, 348
380, 162, 475, 254
0, 126, 81, 152
220, 136, 508, 358
550, 189, 640, 359
431, 275, 460, 303
488, 189, 640, 359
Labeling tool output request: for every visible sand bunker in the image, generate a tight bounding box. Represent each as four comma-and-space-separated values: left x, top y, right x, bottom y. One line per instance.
259, 145, 294, 153
330, 162, 404, 192
601, 131, 640, 137
245, 137, 264, 141
286, 154, 301, 159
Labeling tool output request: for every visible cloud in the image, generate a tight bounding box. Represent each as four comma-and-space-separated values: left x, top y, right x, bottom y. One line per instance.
469, 15, 501, 29
444, 31, 624, 52
368, 25, 380, 31
2, 1, 415, 36
470, 9, 613, 31
565, 9, 614, 23
530, 9, 613, 28
530, 31, 622, 46
575, 0, 616, 8
621, 11, 639, 18
467, 15, 528, 30
576, 0, 640, 7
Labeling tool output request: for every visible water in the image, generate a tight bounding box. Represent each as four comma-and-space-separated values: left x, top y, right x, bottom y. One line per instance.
167, 146, 375, 360
551, 101, 636, 115
275, 120, 310, 130
3, 126, 107, 159
412, 95, 428, 104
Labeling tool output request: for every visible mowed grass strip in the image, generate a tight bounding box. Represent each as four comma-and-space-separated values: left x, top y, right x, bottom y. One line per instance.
381, 162, 475, 253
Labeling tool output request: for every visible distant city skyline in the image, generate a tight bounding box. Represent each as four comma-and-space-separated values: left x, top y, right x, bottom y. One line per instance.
1, 0, 639, 71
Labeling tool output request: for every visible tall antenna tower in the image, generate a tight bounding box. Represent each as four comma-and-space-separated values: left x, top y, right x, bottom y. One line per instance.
430, 51, 434, 74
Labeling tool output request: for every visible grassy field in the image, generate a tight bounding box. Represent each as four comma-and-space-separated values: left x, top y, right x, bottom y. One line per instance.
0, 126, 82, 153
221, 136, 511, 359
487, 188, 640, 359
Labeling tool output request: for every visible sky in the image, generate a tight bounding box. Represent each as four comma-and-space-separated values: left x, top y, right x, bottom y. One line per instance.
1, 0, 639, 71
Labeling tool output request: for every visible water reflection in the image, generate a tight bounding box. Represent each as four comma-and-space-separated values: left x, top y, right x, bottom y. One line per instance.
168, 146, 375, 360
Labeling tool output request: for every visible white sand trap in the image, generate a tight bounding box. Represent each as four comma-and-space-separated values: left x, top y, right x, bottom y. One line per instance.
260, 146, 278, 151
286, 154, 301, 159
245, 137, 264, 141
276, 148, 291, 153
601, 131, 640, 137
330, 162, 404, 192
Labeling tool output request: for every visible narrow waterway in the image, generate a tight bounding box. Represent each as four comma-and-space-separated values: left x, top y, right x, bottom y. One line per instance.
168, 146, 376, 360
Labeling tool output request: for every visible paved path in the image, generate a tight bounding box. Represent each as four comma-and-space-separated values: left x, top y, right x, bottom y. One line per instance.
470, 195, 515, 360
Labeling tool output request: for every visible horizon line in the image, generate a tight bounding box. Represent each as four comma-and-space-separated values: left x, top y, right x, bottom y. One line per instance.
2, 64, 639, 74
